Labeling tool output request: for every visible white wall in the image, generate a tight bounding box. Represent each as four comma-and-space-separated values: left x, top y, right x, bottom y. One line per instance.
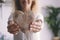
38, 0, 60, 7
0, 0, 60, 40
0, 4, 13, 40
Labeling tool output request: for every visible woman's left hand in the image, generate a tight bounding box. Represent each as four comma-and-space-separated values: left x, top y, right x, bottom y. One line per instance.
30, 20, 42, 33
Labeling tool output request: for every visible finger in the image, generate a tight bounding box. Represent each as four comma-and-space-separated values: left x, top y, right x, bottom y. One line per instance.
9, 30, 19, 35
8, 28, 19, 34
8, 27, 20, 32
32, 22, 41, 26
8, 23, 18, 27
8, 21, 15, 25
7, 25, 14, 29
30, 28, 40, 33
11, 26, 19, 30
8, 25, 20, 31
30, 25, 41, 30
7, 25, 19, 30
12, 30, 19, 34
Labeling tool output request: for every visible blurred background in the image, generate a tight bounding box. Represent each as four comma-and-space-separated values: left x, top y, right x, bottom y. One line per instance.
0, 0, 60, 40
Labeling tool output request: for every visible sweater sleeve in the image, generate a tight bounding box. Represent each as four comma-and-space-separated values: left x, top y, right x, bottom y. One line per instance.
35, 13, 44, 29
8, 13, 14, 21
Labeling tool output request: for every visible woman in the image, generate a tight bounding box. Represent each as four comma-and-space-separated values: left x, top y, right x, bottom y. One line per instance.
7, 0, 44, 40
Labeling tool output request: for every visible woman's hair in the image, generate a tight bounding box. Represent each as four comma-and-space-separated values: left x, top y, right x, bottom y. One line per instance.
14, 0, 35, 11
15, 0, 22, 10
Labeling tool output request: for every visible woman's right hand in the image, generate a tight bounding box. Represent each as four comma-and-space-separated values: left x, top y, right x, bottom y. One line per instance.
7, 20, 20, 35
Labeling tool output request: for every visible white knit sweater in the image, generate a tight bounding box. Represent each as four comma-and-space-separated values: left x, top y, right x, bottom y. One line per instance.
8, 11, 44, 40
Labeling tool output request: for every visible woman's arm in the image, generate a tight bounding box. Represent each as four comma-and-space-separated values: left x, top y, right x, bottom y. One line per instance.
7, 13, 20, 35
30, 13, 44, 32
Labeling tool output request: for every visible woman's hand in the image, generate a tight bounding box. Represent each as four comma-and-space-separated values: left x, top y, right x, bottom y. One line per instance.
7, 21, 20, 35
30, 20, 42, 33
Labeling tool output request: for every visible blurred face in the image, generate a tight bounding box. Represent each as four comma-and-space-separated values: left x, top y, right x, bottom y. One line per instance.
19, 0, 32, 10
